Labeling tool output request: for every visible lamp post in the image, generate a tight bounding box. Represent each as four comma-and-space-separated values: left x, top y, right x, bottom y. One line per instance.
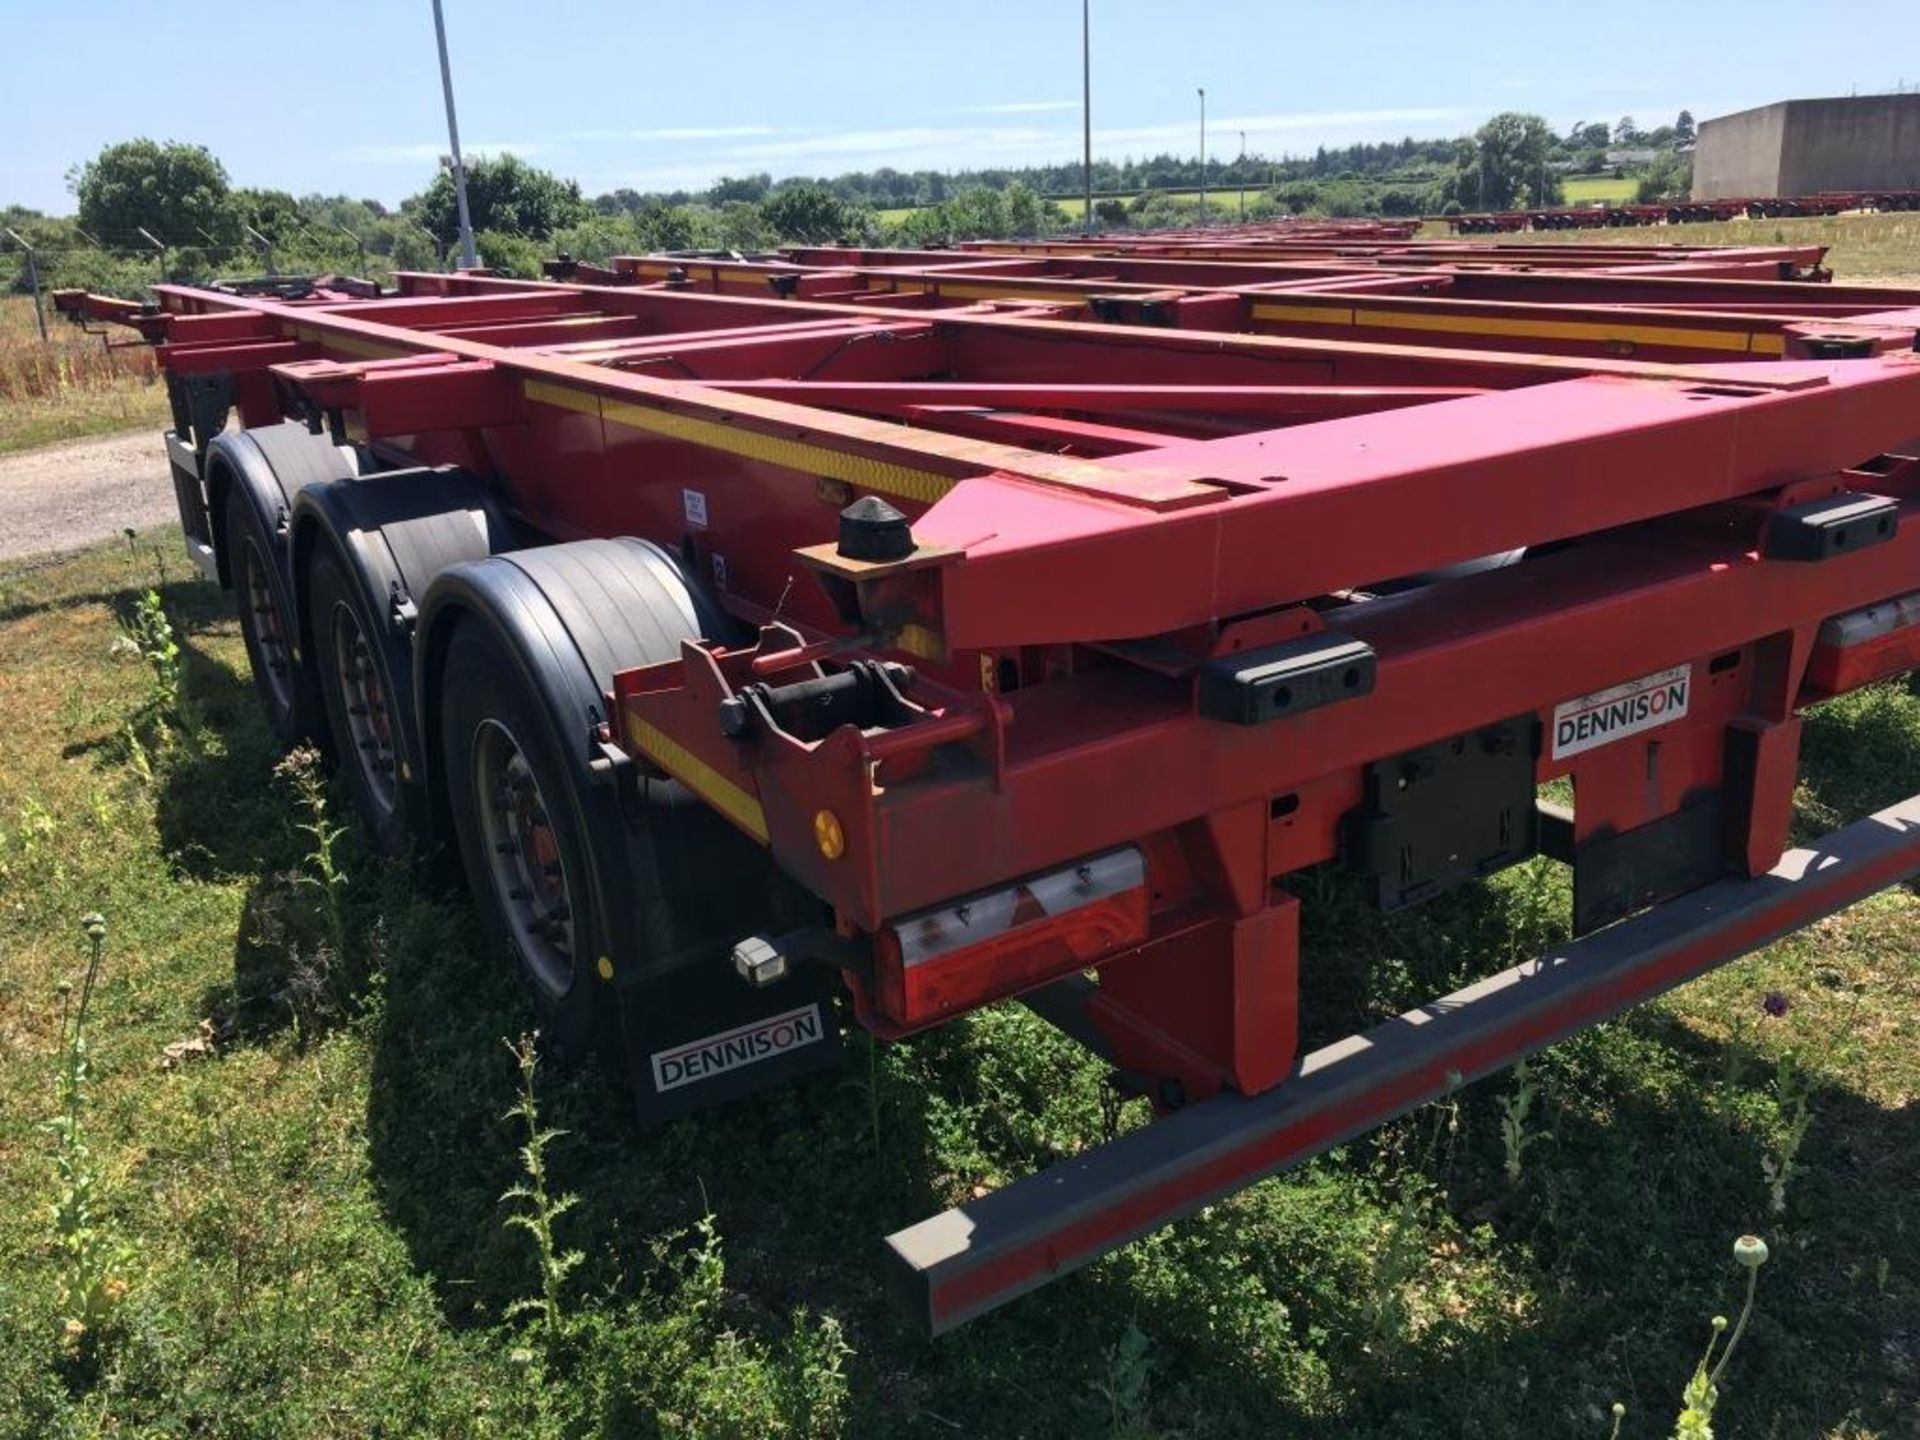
1082, 0, 1093, 235
1238, 129, 1247, 223
430, 0, 479, 270
1197, 87, 1207, 224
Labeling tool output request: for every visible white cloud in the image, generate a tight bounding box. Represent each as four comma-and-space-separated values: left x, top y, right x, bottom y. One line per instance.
564, 124, 779, 142
954, 100, 1080, 115
353, 103, 1493, 197
346, 140, 549, 165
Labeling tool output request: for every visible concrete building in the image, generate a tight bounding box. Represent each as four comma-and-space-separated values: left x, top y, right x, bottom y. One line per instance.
1692, 94, 1920, 199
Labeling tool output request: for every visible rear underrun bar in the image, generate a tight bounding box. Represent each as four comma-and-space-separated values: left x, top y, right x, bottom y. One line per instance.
887, 789, 1920, 1335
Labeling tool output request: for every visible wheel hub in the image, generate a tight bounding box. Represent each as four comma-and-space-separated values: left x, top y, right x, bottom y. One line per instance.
473, 719, 576, 994
241, 539, 292, 711
331, 601, 398, 815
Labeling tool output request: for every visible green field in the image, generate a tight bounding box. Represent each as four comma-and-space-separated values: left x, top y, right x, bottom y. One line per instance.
879, 190, 1273, 226
1482, 211, 1920, 283
1561, 175, 1638, 205
2, 527, 1918, 1437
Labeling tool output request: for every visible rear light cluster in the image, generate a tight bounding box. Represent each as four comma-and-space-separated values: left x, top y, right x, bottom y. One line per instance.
873, 847, 1149, 1028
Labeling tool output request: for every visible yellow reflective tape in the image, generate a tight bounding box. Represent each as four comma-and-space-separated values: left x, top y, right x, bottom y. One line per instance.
1249, 302, 1782, 355
895, 623, 947, 661
1246, 303, 1357, 327
628, 716, 769, 844
523, 379, 956, 506
936, 283, 1092, 304
292, 324, 405, 360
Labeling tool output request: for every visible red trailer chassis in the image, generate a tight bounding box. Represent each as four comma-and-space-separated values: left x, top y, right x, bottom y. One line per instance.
53, 233, 1920, 1332
1444, 189, 1920, 233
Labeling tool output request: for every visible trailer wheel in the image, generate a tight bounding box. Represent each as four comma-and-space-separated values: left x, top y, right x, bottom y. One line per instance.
439, 620, 607, 1052
309, 547, 416, 852
226, 481, 319, 743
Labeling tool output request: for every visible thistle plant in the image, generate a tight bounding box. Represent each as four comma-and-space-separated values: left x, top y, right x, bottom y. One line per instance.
44, 913, 133, 1359
1760, 1051, 1813, 1216
276, 746, 350, 961
1498, 1058, 1549, 1186
502, 1034, 583, 1348
117, 586, 181, 714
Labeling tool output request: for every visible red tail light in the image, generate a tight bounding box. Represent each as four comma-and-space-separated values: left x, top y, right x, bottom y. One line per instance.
873, 848, 1149, 1028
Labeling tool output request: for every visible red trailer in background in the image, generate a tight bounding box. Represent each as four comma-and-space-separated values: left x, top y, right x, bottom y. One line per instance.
54, 224, 1920, 1332
1442, 189, 1920, 234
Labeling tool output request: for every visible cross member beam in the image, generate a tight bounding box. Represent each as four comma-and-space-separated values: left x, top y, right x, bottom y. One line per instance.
886, 789, 1920, 1334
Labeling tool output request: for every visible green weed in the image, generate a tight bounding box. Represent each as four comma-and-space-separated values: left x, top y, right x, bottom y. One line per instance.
43, 913, 134, 1368
1498, 1058, 1549, 1186
274, 745, 349, 963
501, 1033, 584, 1350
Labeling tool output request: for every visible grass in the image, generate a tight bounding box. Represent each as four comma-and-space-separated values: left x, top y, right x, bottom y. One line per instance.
0, 297, 169, 457
1, 531, 1918, 1437
1561, 175, 1637, 205
879, 191, 1275, 225
1052, 190, 1273, 222
1477, 211, 1920, 283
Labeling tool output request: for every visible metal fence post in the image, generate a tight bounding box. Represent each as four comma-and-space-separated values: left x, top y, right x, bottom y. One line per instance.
3, 228, 48, 340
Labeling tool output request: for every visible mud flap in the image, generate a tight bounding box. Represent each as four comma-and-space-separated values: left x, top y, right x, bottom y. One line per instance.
617, 963, 845, 1125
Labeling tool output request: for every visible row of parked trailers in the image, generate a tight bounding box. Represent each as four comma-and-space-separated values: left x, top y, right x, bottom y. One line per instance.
54, 221, 1920, 1333
1447, 189, 1920, 233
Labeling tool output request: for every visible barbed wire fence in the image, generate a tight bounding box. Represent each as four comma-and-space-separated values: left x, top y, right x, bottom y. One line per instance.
1, 220, 453, 341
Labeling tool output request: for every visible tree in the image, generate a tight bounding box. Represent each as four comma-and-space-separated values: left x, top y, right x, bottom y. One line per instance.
708, 174, 772, 205
1675, 109, 1697, 147
1003, 181, 1042, 237
414, 153, 589, 245
1634, 152, 1693, 204
633, 204, 702, 252
1445, 112, 1561, 210
715, 201, 773, 251
475, 229, 546, 278
232, 188, 305, 245
1613, 115, 1641, 147
760, 183, 849, 243
69, 139, 233, 250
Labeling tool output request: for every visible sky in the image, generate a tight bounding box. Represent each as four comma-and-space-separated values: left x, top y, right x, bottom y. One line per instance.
4, 0, 1917, 213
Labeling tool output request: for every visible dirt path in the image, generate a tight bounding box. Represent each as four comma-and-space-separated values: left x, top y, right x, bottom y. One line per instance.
0, 428, 176, 565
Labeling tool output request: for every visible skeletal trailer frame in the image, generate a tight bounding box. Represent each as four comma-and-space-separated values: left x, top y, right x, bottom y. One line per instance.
55, 227, 1920, 1332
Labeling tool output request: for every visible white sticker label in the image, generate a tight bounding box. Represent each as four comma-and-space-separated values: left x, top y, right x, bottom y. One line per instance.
1551, 664, 1692, 759
711, 553, 729, 591
682, 488, 709, 528
650, 1004, 825, 1093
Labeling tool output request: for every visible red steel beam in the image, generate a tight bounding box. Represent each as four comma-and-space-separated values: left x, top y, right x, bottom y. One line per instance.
887, 788, 1920, 1333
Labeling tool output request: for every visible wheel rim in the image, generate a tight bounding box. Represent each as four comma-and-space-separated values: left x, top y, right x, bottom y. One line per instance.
472, 718, 575, 994
330, 599, 398, 817
241, 537, 293, 715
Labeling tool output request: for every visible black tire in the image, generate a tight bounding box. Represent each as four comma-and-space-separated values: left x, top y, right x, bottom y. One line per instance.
309, 547, 418, 854
227, 481, 320, 745
439, 620, 609, 1055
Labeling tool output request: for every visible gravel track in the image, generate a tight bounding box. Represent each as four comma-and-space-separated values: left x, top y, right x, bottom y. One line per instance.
0, 428, 176, 566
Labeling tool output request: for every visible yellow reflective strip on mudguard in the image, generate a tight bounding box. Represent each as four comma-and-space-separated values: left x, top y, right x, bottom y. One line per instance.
523, 379, 956, 505
628, 716, 769, 844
